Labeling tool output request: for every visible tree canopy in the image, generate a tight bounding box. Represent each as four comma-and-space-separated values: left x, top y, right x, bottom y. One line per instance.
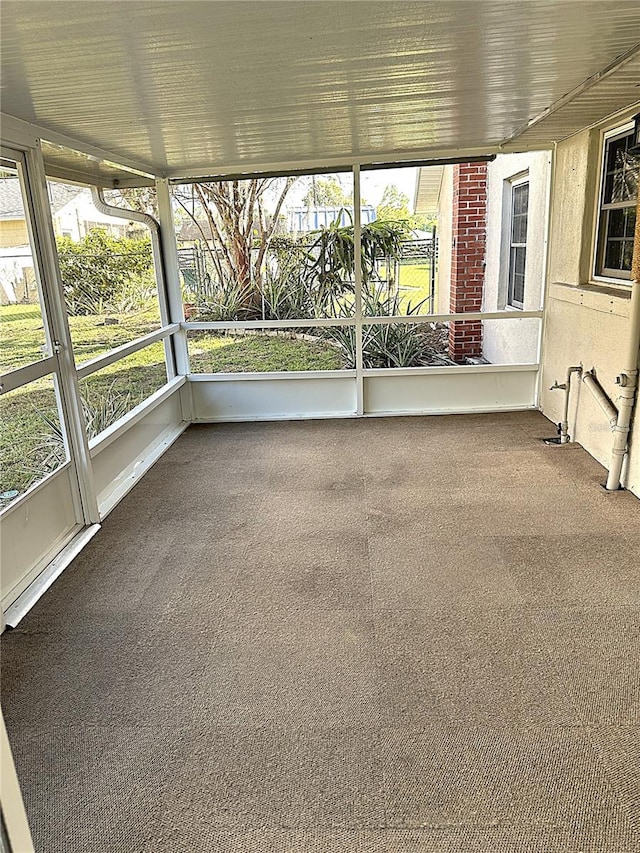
376, 184, 435, 233
302, 176, 352, 208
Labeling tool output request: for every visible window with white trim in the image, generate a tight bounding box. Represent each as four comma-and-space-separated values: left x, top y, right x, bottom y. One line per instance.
507, 179, 529, 309
595, 126, 639, 281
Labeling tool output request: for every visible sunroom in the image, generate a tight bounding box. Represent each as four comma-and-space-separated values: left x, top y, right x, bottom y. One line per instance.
1, 2, 640, 851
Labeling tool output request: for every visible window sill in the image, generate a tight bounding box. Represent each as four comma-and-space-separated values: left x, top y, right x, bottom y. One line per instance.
548, 281, 631, 317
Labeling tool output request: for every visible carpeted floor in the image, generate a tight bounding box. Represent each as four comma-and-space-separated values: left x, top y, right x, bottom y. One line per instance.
2, 412, 640, 852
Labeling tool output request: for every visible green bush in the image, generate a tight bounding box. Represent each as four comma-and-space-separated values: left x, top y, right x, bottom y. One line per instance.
57, 228, 155, 315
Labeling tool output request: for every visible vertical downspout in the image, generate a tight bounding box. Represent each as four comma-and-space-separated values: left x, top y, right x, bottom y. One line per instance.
605, 192, 640, 490
90, 187, 176, 380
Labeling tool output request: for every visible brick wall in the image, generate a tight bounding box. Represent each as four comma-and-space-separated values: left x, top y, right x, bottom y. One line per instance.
449, 163, 487, 362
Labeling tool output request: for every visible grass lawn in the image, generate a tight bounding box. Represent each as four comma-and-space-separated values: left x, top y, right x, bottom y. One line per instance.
378, 261, 435, 315
188, 331, 343, 373
0, 303, 162, 374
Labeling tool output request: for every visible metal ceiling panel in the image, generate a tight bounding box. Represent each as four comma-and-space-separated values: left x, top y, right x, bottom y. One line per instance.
2, 1, 640, 177
503, 52, 640, 148
40, 141, 155, 187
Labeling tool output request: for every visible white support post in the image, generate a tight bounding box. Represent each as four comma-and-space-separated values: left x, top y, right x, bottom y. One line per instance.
155, 178, 193, 420
23, 142, 100, 525
534, 145, 555, 408
353, 165, 364, 415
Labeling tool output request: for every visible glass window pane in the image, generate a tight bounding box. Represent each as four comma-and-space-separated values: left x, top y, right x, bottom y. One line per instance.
625, 206, 637, 238
604, 133, 639, 204
0, 163, 50, 372
608, 208, 626, 238
604, 239, 622, 271
78, 341, 168, 440
1, 374, 68, 508
187, 328, 351, 373
597, 130, 638, 278
622, 240, 634, 272
511, 184, 529, 244
173, 172, 355, 322
47, 180, 162, 362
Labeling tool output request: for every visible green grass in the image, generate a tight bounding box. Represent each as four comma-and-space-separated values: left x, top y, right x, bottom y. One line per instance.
0, 303, 161, 374
188, 332, 343, 373
378, 261, 434, 314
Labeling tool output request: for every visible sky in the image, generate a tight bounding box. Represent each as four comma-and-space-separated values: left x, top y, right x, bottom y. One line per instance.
285, 166, 419, 211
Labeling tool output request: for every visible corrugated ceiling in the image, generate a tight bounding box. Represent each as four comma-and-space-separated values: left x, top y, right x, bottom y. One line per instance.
2, 1, 640, 181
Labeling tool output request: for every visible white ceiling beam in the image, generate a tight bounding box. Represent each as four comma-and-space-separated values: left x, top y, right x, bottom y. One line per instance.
165, 145, 504, 183
0, 113, 159, 179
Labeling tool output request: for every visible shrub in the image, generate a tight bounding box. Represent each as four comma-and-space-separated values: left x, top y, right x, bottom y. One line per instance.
57, 228, 155, 315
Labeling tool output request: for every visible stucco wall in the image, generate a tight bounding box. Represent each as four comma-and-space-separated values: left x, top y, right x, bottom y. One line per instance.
539, 120, 640, 498
482, 151, 550, 365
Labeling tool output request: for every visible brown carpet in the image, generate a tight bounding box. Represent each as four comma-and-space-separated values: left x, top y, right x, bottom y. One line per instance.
2, 412, 640, 852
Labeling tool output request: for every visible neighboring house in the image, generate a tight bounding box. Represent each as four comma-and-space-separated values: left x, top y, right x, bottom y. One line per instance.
415, 153, 550, 364
0, 177, 79, 303
0, 180, 128, 304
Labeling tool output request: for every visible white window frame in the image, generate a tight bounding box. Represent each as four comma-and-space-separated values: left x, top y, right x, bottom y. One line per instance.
592, 120, 637, 285
504, 174, 529, 310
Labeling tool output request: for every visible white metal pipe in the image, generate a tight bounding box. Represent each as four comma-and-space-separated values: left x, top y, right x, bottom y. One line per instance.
549, 364, 582, 443
606, 274, 640, 490
581, 370, 618, 429
91, 187, 176, 380
604, 187, 640, 491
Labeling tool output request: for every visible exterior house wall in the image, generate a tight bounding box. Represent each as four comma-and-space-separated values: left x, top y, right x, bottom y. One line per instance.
0, 220, 34, 304
53, 189, 128, 240
436, 153, 549, 365
539, 120, 640, 498
482, 151, 550, 365
0, 219, 29, 248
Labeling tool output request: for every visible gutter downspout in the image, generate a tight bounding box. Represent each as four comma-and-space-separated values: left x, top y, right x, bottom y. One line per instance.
582, 369, 618, 430
90, 188, 176, 379
605, 192, 640, 491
